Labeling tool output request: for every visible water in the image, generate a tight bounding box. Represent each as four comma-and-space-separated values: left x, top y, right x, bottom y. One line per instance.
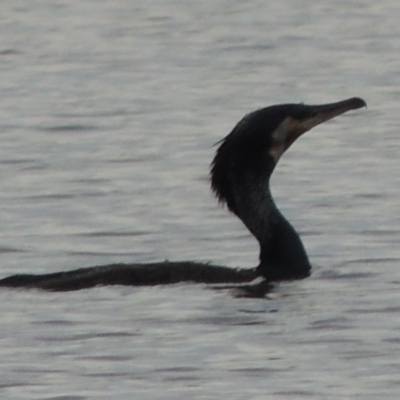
1, 0, 400, 398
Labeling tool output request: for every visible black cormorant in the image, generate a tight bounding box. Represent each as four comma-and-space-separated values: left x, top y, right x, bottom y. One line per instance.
0, 97, 366, 291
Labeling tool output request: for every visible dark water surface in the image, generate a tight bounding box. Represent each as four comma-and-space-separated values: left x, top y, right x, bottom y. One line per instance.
1, 1, 400, 399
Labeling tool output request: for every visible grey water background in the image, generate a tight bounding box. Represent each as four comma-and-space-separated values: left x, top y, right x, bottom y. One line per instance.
1, 1, 400, 399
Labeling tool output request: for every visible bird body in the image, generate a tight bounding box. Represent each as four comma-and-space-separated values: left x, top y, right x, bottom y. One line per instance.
0, 97, 366, 291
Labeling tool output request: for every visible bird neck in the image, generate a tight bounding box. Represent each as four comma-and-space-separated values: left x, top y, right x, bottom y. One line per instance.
234, 182, 311, 281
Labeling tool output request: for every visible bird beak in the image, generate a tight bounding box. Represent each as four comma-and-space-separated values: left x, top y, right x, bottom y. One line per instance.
285, 97, 367, 150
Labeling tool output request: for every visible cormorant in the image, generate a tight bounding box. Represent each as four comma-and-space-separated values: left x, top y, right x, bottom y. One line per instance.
0, 97, 366, 291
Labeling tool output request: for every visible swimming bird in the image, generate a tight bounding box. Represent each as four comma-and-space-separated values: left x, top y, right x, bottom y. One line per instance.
0, 97, 366, 291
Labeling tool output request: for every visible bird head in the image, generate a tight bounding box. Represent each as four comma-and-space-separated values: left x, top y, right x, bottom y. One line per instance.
211, 97, 366, 212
